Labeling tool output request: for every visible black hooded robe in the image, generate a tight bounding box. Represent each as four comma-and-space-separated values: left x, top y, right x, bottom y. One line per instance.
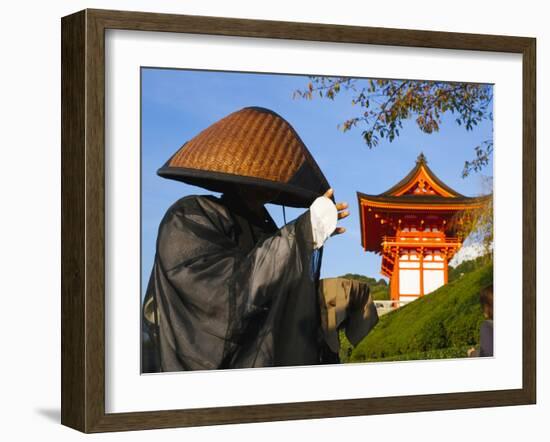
142, 193, 331, 372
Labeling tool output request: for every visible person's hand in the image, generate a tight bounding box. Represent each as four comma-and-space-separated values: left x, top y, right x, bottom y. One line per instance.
323, 188, 349, 235
467, 347, 477, 357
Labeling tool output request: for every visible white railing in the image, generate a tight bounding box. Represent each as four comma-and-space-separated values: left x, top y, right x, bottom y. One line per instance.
373, 300, 408, 316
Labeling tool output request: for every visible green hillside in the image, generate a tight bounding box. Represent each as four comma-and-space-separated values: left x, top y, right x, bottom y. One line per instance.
448, 255, 490, 283
341, 261, 493, 363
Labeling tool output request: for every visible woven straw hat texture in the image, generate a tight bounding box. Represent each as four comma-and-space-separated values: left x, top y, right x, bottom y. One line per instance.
159, 107, 330, 207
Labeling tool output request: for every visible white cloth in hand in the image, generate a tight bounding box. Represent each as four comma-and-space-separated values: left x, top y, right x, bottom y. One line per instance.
309, 195, 338, 249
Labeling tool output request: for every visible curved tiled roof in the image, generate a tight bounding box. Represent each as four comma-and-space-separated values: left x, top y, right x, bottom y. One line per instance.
379, 153, 465, 198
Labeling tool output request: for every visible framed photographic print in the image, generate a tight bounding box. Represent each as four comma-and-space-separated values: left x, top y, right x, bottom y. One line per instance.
61, 9, 536, 433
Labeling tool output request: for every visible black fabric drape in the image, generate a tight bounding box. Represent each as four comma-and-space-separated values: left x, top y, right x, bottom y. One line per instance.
142, 193, 328, 372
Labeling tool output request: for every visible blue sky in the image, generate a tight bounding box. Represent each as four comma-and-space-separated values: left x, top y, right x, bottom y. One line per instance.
141, 68, 493, 297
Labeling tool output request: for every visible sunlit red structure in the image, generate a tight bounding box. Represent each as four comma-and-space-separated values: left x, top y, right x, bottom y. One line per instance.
357, 153, 489, 303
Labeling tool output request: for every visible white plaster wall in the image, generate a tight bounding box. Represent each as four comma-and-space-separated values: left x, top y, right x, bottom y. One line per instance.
424, 270, 446, 294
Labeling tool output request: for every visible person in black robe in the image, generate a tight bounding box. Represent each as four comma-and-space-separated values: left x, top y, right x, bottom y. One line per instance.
141, 106, 349, 372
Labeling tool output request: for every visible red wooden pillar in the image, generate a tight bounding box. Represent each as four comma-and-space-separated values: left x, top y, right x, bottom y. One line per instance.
419, 247, 424, 297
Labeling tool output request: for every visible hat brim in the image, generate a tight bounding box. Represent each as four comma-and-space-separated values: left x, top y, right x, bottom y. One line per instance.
157, 166, 329, 208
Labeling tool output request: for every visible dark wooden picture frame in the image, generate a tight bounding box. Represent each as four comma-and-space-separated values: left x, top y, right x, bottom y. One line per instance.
61, 8, 536, 433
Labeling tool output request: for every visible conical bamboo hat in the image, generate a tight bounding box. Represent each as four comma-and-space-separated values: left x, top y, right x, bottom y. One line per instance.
158, 106, 330, 208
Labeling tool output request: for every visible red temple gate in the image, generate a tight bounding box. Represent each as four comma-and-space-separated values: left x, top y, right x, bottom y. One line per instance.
357, 153, 489, 303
